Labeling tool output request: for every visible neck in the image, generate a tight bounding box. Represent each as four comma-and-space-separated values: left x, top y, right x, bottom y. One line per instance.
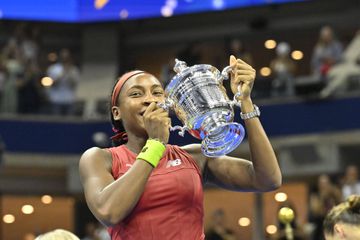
125, 132, 148, 154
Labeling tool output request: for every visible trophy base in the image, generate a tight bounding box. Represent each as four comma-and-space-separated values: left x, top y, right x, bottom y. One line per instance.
201, 122, 245, 157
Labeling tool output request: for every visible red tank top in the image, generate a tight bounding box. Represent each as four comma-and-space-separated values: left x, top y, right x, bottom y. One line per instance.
107, 144, 205, 240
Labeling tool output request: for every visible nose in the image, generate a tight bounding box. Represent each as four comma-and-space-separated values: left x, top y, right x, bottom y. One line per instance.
143, 93, 158, 105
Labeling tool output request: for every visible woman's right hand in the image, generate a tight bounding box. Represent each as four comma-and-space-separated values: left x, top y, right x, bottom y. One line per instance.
143, 102, 171, 144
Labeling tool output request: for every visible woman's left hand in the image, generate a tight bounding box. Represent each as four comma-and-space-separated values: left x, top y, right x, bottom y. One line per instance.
229, 55, 256, 101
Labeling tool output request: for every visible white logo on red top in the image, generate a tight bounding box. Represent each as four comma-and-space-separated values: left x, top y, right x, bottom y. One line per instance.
166, 159, 182, 168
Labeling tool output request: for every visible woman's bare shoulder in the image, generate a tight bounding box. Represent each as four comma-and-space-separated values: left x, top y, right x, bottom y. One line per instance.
180, 144, 207, 171
79, 147, 113, 175
180, 143, 202, 154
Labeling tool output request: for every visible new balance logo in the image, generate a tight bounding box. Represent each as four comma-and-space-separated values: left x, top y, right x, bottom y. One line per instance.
166, 159, 182, 168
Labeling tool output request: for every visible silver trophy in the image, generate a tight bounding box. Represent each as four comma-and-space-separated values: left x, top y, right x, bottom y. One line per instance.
160, 59, 245, 157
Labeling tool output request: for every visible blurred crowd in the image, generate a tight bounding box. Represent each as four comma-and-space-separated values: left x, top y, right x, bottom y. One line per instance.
204, 165, 360, 240
267, 164, 360, 240
0, 23, 80, 116
1, 24, 360, 118
306, 165, 360, 240
163, 25, 360, 101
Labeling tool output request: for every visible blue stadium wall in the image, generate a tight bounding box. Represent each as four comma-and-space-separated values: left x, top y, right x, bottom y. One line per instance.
0, 96, 359, 154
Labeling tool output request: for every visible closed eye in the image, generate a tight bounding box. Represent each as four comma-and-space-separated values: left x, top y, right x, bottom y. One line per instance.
129, 92, 143, 97
153, 91, 164, 96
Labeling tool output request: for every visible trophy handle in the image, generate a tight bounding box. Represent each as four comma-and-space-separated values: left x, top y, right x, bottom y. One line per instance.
170, 125, 189, 137
157, 98, 174, 111
221, 65, 232, 80
157, 99, 189, 137
221, 66, 242, 107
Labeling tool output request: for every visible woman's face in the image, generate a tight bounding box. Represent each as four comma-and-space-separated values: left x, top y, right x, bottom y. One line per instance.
345, 166, 359, 183
318, 174, 331, 191
112, 73, 165, 136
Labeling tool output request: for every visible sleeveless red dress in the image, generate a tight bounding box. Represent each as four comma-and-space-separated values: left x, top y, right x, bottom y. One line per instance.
107, 144, 205, 240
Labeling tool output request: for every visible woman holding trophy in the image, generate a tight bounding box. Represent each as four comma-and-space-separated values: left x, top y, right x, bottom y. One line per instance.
79, 55, 282, 239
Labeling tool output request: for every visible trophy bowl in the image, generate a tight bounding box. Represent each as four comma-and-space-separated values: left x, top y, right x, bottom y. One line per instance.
161, 59, 245, 157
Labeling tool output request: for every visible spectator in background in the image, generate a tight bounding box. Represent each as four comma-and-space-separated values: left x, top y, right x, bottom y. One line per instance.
35, 229, 79, 240
320, 30, 360, 98
0, 59, 7, 104
17, 60, 44, 114
341, 165, 360, 199
311, 26, 343, 81
323, 195, 360, 240
205, 209, 236, 240
11, 23, 40, 65
309, 174, 342, 240
0, 38, 24, 114
46, 48, 80, 116
227, 38, 254, 66
0, 134, 5, 166
20, 27, 40, 65
224, 38, 254, 99
270, 42, 297, 97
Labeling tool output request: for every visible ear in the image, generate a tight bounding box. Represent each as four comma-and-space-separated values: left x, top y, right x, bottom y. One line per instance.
334, 224, 346, 238
112, 106, 122, 121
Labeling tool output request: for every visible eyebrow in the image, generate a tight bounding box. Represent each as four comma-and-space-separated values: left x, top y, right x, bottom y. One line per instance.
127, 84, 163, 92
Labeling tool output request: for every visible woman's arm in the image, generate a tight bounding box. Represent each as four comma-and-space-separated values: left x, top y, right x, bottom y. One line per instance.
227, 97, 281, 191
183, 56, 281, 192
79, 147, 154, 226
80, 101, 170, 226
183, 126, 281, 192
